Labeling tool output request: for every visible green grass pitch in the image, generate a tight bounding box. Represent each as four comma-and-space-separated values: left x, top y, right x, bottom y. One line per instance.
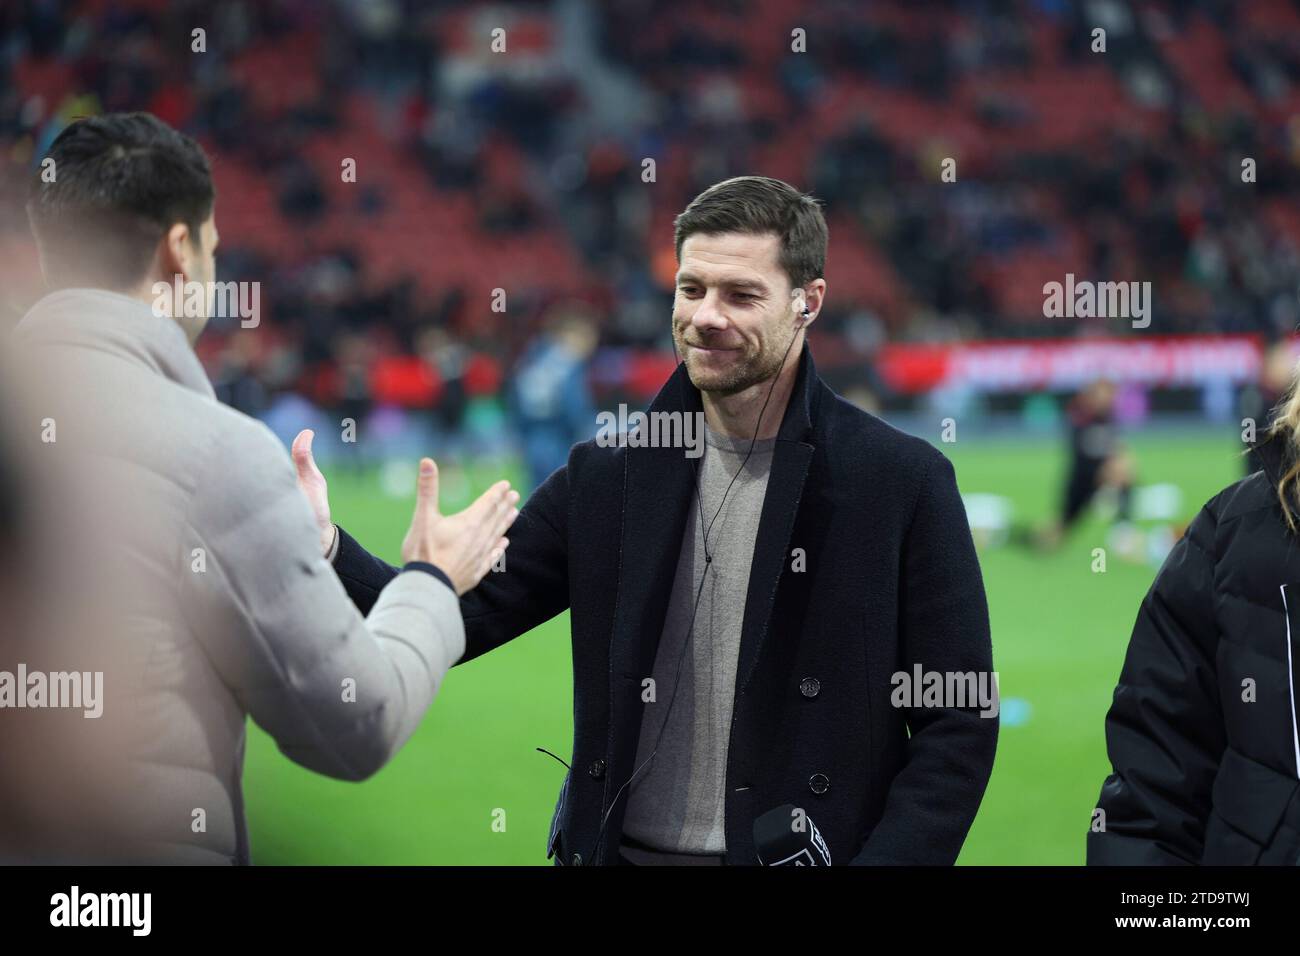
243, 428, 1245, 864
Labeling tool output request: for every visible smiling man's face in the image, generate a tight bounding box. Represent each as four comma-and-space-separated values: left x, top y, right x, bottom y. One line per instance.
672, 231, 801, 396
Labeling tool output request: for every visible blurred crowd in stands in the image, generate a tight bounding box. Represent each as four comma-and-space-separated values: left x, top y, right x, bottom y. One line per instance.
4, 0, 1300, 474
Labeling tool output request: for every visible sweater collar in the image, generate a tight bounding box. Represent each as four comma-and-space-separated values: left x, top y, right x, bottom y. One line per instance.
13, 287, 215, 400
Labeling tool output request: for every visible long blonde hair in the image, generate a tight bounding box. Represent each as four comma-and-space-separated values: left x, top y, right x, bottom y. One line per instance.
1268, 381, 1300, 532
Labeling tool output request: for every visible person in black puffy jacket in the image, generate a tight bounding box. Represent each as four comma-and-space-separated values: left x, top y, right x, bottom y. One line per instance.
1088, 397, 1300, 865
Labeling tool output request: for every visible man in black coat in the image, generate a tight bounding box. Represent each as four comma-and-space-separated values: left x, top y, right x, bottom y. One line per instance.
1089, 430, 1300, 865
296, 176, 998, 865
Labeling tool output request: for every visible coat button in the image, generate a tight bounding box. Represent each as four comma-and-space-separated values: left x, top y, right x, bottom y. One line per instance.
588, 759, 606, 780
809, 773, 830, 795
571, 852, 583, 866
799, 677, 821, 699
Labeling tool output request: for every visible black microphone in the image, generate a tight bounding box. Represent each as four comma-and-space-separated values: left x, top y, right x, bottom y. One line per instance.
753, 804, 833, 865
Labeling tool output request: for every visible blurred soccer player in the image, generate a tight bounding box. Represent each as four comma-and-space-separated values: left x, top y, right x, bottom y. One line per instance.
507, 306, 599, 491
1039, 378, 1136, 549
10, 112, 517, 863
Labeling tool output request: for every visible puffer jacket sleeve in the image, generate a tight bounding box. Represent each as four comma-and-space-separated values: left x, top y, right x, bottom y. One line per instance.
1087, 502, 1227, 864
181, 419, 465, 781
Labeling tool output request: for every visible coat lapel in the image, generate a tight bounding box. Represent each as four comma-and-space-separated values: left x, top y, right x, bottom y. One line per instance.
734, 346, 818, 695
607, 364, 700, 681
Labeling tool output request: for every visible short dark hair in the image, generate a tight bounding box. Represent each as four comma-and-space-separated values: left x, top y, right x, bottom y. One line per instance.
673, 176, 828, 290
27, 112, 215, 289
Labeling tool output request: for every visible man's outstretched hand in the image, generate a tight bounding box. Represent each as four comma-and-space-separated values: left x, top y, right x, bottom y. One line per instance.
290, 428, 520, 595
401, 458, 519, 595
292, 429, 336, 556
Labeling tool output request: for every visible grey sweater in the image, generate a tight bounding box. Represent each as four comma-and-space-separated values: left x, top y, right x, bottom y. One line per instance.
620, 426, 775, 862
